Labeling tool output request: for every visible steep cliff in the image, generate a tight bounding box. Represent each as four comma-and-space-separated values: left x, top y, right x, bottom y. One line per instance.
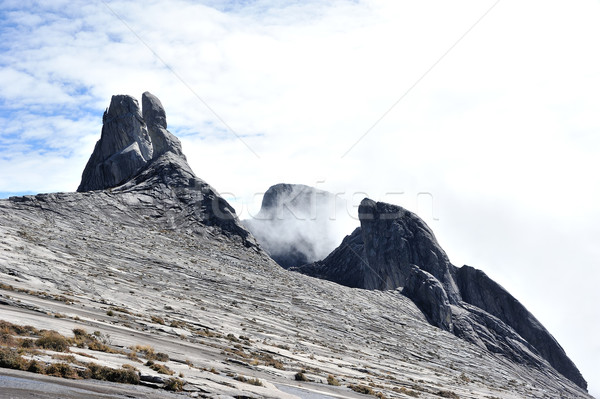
293, 198, 587, 390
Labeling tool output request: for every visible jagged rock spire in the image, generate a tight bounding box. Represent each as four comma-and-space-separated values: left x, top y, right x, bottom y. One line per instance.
77, 92, 186, 192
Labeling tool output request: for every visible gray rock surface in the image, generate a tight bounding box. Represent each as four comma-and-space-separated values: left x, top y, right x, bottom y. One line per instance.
244, 183, 345, 268
141, 91, 185, 160
78, 92, 254, 246
294, 198, 588, 390
0, 94, 591, 398
77, 95, 153, 192
456, 265, 587, 389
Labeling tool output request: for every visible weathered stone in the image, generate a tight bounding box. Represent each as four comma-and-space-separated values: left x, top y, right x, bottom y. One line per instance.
456, 265, 587, 389
141, 91, 185, 160
292, 227, 367, 287
77, 92, 254, 247
402, 266, 452, 330
77, 95, 153, 192
293, 198, 587, 390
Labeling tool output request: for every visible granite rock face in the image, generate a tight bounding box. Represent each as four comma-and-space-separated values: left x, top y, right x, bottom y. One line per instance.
77, 92, 254, 246
141, 91, 185, 160
243, 183, 345, 268
456, 265, 586, 389
78, 95, 153, 192
294, 198, 587, 390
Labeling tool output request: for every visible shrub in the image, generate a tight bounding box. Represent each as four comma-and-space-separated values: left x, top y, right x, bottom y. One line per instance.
235, 375, 262, 386
87, 363, 140, 384
149, 362, 174, 375
19, 338, 36, 348
163, 378, 185, 392
26, 359, 46, 374
164, 377, 184, 391
349, 384, 374, 395
0, 347, 26, 370
37, 331, 70, 352
327, 374, 340, 386
150, 316, 165, 325
247, 377, 263, 386
295, 371, 308, 381
45, 362, 79, 379
132, 345, 155, 360
436, 391, 459, 399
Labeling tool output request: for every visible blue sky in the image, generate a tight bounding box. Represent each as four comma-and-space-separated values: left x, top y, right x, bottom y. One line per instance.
1, 0, 600, 395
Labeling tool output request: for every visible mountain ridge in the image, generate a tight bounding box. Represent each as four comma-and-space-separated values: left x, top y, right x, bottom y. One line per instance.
0, 92, 592, 398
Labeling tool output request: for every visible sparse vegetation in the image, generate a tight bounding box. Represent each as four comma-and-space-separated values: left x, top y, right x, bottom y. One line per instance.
235, 375, 263, 386
146, 360, 174, 375
87, 363, 140, 384
349, 384, 375, 395
327, 374, 340, 386
37, 331, 70, 352
164, 377, 185, 391
436, 390, 460, 399
295, 371, 308, 381
395, 387, 420, 397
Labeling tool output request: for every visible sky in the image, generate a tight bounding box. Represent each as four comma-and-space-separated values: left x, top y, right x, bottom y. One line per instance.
0, 0, 599, 395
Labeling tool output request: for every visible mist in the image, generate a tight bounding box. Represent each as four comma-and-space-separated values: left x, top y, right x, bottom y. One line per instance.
242, 184, 357, 268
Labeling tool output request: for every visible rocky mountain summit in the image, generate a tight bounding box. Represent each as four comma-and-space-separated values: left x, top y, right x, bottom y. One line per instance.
243, 183, 345, 268
77, 92, 253, 246
293, 198, 587, 390
0, 93, 593, 398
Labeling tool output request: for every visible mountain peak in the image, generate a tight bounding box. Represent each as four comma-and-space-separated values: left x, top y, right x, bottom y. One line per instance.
77, 92, 187, 192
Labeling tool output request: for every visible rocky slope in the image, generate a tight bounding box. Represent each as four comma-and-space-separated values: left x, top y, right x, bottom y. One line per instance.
293, 199, 587, 390
0, 93, 592, 398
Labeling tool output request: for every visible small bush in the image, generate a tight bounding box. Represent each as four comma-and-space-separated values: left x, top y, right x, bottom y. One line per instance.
155, 352, 169, 362
247, 377, 262, 386
349, 384, 374, 395
19, 338, 36, 348
45, 362, 79, 379
0, 347, 26, 370
327, 374, 340, 386
149, 362, 174, 375
234, 375, 262, 386
26, 359, 46, 374
37, 331, 70, 352
0, 332, 15, 346
226, 333, 239, 342
150, 316, 165, 325
295, 371, 308, 381
132, 345, 155, 360
87, 363, 140, 384
164, 377, 184, 391
436, 391, 459, 399
398, 387, 420, 397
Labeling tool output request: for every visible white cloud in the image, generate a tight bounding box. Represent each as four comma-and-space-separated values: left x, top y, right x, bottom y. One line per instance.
1, 0, 599, 394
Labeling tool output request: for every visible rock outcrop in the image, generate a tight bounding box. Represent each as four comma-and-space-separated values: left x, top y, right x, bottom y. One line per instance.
78, 94, 153, 192
243, 183, 345, 268
293, 198, 587, 390
77, 92, 254, 246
